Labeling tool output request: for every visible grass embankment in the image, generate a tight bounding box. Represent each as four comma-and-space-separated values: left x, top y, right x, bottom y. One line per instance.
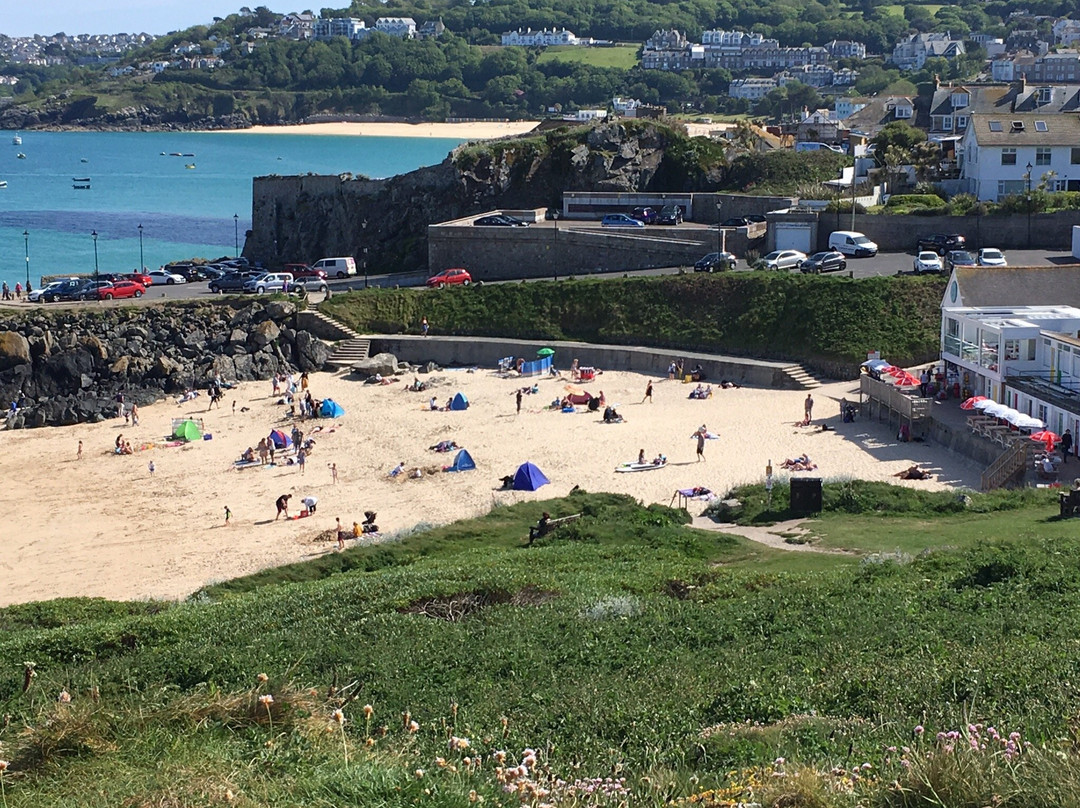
322, 273, 946, 369
536, 45, 640, 69
4, 488, 1080, 805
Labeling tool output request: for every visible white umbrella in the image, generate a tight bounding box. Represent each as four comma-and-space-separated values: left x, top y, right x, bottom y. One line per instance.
982, 403, 1009, 418
1015, 415, 1045, 429
1001, 408, 1025, 425
972, 399, 996, 411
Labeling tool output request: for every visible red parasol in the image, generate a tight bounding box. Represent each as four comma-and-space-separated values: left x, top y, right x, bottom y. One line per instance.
1030, 430, 1061, 451
892, 371, 921, 387
960, 396, 988, 410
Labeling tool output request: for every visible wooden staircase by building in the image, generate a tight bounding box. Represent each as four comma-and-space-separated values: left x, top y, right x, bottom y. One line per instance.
980, 440, 1030, 491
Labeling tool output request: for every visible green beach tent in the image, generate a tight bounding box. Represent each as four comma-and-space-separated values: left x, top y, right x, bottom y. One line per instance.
174, 419, 202, 441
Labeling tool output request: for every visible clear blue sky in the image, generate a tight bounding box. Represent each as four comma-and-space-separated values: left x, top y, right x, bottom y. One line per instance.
4, 1, 244, 36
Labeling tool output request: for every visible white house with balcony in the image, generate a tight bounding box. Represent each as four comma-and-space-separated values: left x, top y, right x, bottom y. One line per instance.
314, 17, 366, 40
959, 112, 1080, 200
941, 267, 1080, 436
375, 17, 417, 38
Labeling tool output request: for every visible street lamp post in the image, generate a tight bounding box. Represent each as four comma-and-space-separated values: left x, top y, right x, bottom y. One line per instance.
138, 223, 144, 272
552, 210, 559, 281
233, 213, 239, 258
1025, 162, 1033, 249
23, 230, 29, 291
716, 202, 722, 254
91, 230, 99, 294
361, 220, 369, 288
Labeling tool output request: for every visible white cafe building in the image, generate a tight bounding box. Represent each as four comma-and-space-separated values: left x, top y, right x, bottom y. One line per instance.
941, 266, 1080, 437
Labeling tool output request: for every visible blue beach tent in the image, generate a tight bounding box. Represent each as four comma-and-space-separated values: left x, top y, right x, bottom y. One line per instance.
320, 398, 346, 418
512, 462, 549, 491
268, 429, 292, 449
446, 449, 476, 472
450, 392, 469, 411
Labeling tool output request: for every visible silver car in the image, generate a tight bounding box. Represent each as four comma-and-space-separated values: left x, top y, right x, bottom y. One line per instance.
763, 249, 807, 270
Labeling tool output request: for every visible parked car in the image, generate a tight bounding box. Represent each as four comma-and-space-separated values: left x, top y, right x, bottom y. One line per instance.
30, 280, 71, 302
694, 251, 738, 272
427, 268, 473, 287
629, 206, 658, 224
719, 216, 751, 228
243, 272, 294, 294
42, 280, 86, 302
123, 272, 154, 286
169, 265, 212, 281
284, 263, 327, 280
601, 213, 646, 228
828, 230, 878, 257
77, 280, 115, 300
147, 269, 187, 285
917, 233, 966, 255
208, 273, 257, 294
913, 251, 944, 274
978, 248, 1008, 267
945, 250, 978, 271
656, 204, 684, 225
311, 257, 356, 278
799, 251, 847, 274
745, 214, 767, 224
94, 280, 145, 300
474, 214, 529, 227
289, 276, 330, 295
762, 249, 807, 270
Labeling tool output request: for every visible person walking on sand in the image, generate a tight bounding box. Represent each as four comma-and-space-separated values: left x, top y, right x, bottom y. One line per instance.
421, 317, 429, 337
224, 505, 231, 526
804, 394, 814, 425
130, 403, 139, 427
642, 380, 653, 403
331, 462, 338, 484
336, 517, 345, 551
516, 389, 523, 414
297, 447, 307, 474
147, 461, 155, 476
696, 429, 706, 462
77, 440, 83, 460
275, 494, 291, 521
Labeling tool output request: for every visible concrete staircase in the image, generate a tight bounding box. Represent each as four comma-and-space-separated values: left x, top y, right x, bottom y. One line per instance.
781, 363, 826, 390
326, 338, 371, 369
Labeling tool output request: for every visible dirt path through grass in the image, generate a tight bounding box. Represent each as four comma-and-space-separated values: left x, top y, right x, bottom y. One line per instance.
691, 515, 850, 554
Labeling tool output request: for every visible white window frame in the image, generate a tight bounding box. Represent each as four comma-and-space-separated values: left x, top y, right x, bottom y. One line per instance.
1036, 147, 1052, 166
1001, 147, 1017, 165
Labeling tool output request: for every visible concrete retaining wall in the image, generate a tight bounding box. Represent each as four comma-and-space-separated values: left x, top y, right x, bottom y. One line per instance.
367, 335, 799, 389
427, 224, 737, 280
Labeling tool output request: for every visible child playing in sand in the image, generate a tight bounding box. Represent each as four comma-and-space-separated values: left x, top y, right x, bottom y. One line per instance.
77, 440, 83, 460
224, 505, 231, 525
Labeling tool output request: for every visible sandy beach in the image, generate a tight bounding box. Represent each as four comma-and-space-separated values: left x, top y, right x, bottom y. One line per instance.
2, 366, 980, 606
213, 121, 541, 139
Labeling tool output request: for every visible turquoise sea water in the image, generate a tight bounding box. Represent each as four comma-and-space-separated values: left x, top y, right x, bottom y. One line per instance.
0, 131, 463, 289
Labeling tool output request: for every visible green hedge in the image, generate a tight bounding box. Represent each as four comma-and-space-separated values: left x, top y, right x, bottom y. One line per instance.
322, 273, 946, 369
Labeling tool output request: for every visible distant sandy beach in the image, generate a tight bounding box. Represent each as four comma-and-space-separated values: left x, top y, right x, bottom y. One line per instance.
1, 364, 981, 607
214, 121, 541, 139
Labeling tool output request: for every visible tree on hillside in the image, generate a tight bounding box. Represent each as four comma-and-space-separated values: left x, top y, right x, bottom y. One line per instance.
870, 121, 926, 166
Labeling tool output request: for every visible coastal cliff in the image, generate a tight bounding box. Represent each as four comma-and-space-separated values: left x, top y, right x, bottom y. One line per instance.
0, 97, 251, 132
248, 120, 725, 272
0, 301, 329, 429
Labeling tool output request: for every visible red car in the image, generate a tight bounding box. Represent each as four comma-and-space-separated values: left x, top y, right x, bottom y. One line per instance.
124, 272, 154, 286
95, 280, 146, 300
285, 263, 327, 280
426, 268, 472, 288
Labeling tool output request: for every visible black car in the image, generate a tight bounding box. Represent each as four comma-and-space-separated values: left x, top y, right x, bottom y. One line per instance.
799, 251, 847, 274
44, 280, 94, 302
945, 250, 977, 271
473, 214, 529, 227
745, 214, 767, 224
168, 264, 212, 281
656, 204, 684, 225
694, 251, 738, 272
208, 272, 258, 293
719, 216, 751, 228
917, 233, 967, 255
629, 206, 658, 224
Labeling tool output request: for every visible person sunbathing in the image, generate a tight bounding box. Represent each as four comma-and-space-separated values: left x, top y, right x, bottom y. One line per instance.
652, 454, 667, 466
895, 465, 933, 480
241, 447, 256, 463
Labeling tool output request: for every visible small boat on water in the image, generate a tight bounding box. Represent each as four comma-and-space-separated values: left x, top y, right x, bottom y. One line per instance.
72, 177, 90, 182
0, 180, 7, 188
16, 153, 26, 159
80, 158, 89, 163
72, 184, 91, 190
182, 152, 195, 157
12, 133, 21, 146
169, 152, 182, 157
185, 163, 196, 169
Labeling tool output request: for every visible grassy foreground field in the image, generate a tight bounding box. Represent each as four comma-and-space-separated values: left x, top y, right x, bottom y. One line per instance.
322, 273, 947, 370
3, 485, 1080, 806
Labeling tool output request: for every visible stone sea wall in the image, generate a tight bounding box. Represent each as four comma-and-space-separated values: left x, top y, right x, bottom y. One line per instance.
0, 301, 330, 429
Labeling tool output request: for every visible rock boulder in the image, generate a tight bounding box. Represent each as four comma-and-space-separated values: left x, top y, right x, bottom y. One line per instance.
352, 352, 399, 377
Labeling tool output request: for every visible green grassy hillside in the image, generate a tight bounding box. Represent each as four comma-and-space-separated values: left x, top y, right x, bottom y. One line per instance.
3, 487, 1080, 806
322, 273, 947, 370
536, 45, 640, 69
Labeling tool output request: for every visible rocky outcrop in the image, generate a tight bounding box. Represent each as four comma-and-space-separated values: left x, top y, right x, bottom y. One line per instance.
0, 96, 251, 132
0, 302, 331, 429
351, 352, 400, 378
248, 120, 716, 273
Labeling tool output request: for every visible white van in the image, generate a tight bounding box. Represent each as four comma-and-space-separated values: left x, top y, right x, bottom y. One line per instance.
828, 231, 878, 258
311, 256, 356, 278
